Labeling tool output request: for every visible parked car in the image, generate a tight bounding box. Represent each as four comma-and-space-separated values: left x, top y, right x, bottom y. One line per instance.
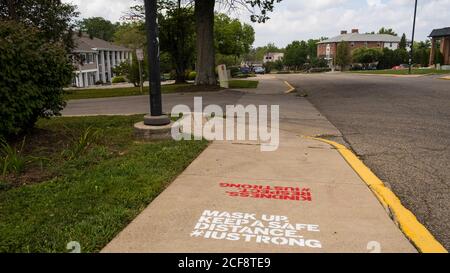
240, 66, 251, 74
253, 67, 266, 74
392, 64, 409, 70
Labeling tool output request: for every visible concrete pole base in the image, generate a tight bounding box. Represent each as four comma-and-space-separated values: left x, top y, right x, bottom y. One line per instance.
134, 121, 178, 141
144, 114, 171, 126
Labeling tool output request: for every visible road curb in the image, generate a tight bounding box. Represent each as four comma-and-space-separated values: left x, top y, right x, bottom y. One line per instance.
284, 81, 296, 94
310, 137, 447, 253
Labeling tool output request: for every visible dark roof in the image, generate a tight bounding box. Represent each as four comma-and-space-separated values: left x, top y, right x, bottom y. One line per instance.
429, 27, 450, 38
73, 34, 130, 52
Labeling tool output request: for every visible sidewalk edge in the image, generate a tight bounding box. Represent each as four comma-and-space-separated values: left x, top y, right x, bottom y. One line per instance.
310, 137, 447, 253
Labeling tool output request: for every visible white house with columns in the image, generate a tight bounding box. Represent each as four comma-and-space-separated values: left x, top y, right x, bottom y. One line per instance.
72, 34, 132, 87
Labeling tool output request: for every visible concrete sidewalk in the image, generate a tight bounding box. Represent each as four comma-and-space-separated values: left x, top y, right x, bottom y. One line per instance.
101, 79, 417, 253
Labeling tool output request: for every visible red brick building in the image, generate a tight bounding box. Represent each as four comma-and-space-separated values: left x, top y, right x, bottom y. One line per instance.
317, 29, 402, 61
429, 27, 450, 66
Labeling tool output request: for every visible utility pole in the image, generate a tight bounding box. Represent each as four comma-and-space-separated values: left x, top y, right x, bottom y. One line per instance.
143, 0, 170, 126
409, 0, 418, 74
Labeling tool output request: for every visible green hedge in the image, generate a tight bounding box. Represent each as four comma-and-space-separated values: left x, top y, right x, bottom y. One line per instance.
187, 71, 197, 81
0, 21, 73, 137
112, 76, 126, 84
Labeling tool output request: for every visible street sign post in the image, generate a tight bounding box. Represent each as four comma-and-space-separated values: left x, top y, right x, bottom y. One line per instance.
136, 49, 144, 94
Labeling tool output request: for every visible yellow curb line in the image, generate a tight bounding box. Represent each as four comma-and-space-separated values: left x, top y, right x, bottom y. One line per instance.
284, 81, 296, 94
310, 137, 447, 253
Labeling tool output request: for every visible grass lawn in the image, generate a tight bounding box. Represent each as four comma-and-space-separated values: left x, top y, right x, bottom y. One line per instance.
0, 115, 208, 253
65, 81, 259, 100
349, 69, 450, 75
64, 83, 222, 100
228, 80, 259, 89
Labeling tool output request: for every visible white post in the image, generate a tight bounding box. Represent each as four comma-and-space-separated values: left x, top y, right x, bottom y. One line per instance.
106, 50, 111, 82
100, 50, 106, 83
75, 73, 79, 87
83, 72, 88, 87
95, 53, 100, 83
112, 51, 116, 68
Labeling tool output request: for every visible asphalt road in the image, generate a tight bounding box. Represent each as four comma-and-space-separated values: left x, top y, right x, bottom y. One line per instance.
279, 72, 450, 250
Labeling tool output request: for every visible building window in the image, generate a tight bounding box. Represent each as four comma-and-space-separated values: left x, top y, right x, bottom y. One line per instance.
86, 53, 93, 64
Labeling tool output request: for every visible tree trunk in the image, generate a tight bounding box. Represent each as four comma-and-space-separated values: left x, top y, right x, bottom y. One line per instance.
194, 0, 217, 86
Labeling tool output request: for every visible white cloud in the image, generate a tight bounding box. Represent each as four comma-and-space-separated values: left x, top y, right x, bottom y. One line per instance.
63, 0, 450, 47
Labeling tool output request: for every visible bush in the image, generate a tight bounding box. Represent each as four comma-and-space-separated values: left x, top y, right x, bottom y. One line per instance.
187, 71, 197, 81
112, 52, 147, 87
0, 21, 73, 138
112, 76, 126, 84
229, 66, 240, 77
310, 57, 328, 68
352, 48, 383, 64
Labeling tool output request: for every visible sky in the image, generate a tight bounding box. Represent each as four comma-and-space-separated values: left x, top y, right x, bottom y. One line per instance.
63, 0, 450, 48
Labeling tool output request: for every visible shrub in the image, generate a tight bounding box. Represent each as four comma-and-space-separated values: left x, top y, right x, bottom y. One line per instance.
112, 76, 126, 84
352, 48, 383, 64
187, 71, 197, 81
310, 57, 328, 68
229, 66, 240, 77
112, 52, 147, 87
0, 21, 73, 138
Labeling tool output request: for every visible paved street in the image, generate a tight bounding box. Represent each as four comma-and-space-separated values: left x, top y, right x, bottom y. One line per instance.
278, 72, 450, 249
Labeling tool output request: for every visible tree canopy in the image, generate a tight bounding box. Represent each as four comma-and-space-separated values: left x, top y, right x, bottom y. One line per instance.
0, 0, 79, 51
78, 17, 119, 41
214, 14, 255, 58
378, 27, 397, 36
335, 41, 351, 69
284, 40, 309, 69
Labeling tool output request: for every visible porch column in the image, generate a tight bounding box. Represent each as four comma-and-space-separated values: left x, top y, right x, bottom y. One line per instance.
83, 72, 88, 87
95, 53, 100, 82
75, 73, 79, 87
100, 50, 106, 82
106, 50, 111, 82
112, 51, 117, 68
429, 38, 436, 66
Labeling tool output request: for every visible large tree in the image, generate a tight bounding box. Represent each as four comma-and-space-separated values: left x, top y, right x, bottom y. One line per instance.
194, 0, 282, 85
214, 14, 255, 61
159, 5, 196, 83
78, 17, 119, 41
123, 0, 281, 85
121, 1, 196, 83
0, 0, 79, 52
284, 40, 308, 70
335, 41, 351, 70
